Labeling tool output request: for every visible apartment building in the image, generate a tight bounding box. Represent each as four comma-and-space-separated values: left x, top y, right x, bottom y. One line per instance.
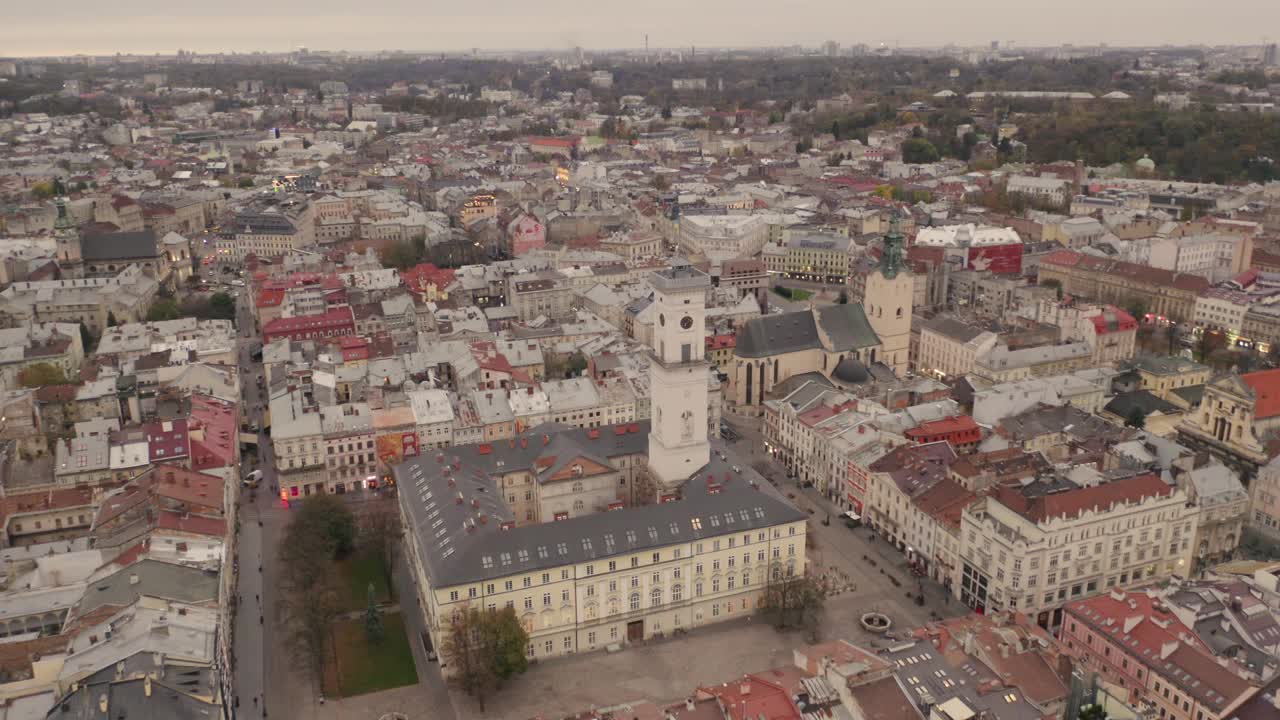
678, 213, 768, 261
0, 266, 158, 333
956, 473, 1196, 628
507, 270, 575, 323
916, 316, 999, 380
0, 323, 85, 390
973, 341, 1094, 384
1038, 250, 1209, 326
761, 231, 855, 283
216, 195, 315, 260
1061, 590, 1256, 720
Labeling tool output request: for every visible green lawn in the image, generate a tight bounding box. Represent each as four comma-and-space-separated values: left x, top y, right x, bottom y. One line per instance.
771, 286, 813, 302
336, 550, 392, 612
327, 612, 418, 697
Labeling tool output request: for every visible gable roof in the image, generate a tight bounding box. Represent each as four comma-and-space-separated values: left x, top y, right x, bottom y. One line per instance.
80, 229, 160, 261
735, 305, 879, 358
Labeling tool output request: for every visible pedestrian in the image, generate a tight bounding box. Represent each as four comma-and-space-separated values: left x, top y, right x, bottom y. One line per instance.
235, 697, 240, 708
259, 615, 263, 624
253, 697, 257, 707
258, 564, 262, 573
255, 593, 259, 603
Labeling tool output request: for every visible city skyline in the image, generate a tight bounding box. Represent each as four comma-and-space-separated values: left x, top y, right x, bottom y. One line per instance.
3, 0, 1279, 57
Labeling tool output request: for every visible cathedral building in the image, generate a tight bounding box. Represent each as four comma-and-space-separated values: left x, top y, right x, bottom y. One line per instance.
729, 220, 914, 413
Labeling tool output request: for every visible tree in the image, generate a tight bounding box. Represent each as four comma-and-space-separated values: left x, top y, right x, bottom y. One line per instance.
901, 138, 940, 164
276, 495, 356, 689
442, 606, 530, 712
1196, 331, 1226, 364
1079, 704, 1108, 720
52, 177, 67, 197
359, 502, 402, 600
238, 177, 255, 188
660, 106, 672, 120
761, 571, 825, 632
294, 494, 357, 558
30, 181, 54, 200
1124, 407, 1147, 429
79, 323, 95, 354
565, 352, 588, 378
106, 311, 118, 328
19, 362, 68, 388
146, 298, 181, 322
364, 582, 384, 644
207, 292, 236, 320
1124, 298, 1148, 325
651, 174, 671, 191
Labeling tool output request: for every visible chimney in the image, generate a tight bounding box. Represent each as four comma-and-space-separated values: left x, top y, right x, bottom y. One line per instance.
740, 682, 751, 696
144, 676, 152, 697
686, 699, 696, 711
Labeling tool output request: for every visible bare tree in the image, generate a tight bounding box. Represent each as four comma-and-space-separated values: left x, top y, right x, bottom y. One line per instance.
276, 500, 349, 691
761, 567, 826, 632
359, 501, 402, 600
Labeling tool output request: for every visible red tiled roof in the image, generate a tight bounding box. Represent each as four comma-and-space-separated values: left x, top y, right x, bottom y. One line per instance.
1242, 368, 1280, 419
905, 414, 978, 438
189, 394, 237, 471
699, 674, 799, 720
1065, 591, 1252, 713
142, 418, 189, 463
1089, 306, 1138, 335
705, 335, 736, 350
157, 510, 226, 537
1041, 249, 1210, 293
262, 307, 355, 339
995, 473, 1172, 523
255, 288, 285, 308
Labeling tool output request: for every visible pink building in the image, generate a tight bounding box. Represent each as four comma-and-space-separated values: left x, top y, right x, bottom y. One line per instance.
506, 213, 546, 257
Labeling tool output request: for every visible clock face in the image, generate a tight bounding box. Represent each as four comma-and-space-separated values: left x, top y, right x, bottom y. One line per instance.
680, 315, 694, 330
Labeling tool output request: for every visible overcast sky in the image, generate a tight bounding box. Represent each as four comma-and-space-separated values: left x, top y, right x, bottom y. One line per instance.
4, 1, 1278, 57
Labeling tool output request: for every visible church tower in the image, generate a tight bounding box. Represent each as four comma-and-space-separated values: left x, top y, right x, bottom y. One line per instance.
647, 260, 712, 500
53, 198, 84, 279
863, 217, 913, 376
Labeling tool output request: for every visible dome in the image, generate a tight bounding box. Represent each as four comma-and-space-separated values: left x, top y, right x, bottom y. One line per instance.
832, 356, 871, 386
1136, 155, 1156, 171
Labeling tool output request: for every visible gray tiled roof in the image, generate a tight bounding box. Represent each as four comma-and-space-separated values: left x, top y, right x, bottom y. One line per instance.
80, 230, 159, 261
77, 559, 220, 616
396, 422, 806, 587
735, 305, 879, 358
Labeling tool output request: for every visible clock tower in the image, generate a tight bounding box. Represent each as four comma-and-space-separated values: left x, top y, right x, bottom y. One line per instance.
647, 260, 712, 499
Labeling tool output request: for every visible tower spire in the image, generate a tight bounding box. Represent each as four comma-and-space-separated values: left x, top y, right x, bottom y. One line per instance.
53, 197, 76, 232
880, 215, 904, 279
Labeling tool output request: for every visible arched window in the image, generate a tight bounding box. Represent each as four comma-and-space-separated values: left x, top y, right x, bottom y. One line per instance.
573, 499, 584, 511
896, 307, 903, 318
629, 593, 641, 611
672, 584, 683, 602
773, 359, 779, 383
572, 481, 583, 493
651, 588, 662, 607
745, 363, 753, 404
742, 570, 750, 587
